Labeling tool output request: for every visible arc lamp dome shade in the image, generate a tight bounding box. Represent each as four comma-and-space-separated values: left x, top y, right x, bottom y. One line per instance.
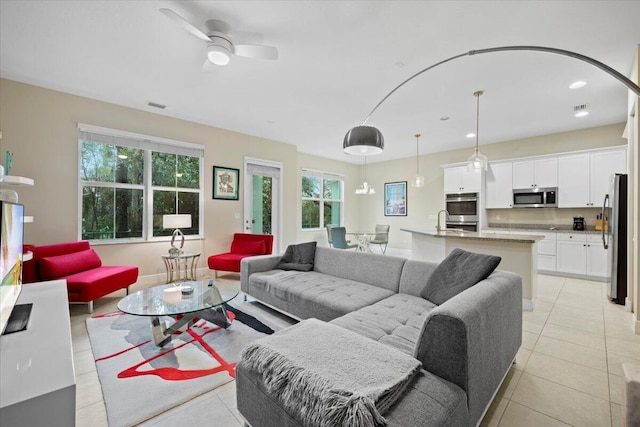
343, 125, 384, 155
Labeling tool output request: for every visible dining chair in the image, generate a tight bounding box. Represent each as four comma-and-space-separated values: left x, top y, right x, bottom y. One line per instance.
331, 227, 358, 250
325, 225, 334, 247
371, 224, 390, 254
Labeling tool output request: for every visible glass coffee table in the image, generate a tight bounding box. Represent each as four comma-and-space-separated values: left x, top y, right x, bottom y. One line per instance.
117, 280, 239, 347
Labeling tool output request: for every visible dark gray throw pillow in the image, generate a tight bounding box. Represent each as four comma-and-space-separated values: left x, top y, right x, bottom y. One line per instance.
275, 241, 317, 272
420, 248, 501, 305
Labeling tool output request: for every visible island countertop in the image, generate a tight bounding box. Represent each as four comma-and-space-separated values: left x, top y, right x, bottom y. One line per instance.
400, 228, 546, 244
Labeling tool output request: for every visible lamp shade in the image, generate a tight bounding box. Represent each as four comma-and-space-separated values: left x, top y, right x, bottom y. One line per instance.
163, 214, 191, 229
343, 125, 384, 155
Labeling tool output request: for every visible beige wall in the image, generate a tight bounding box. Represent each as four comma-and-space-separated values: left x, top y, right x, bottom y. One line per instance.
0, 78, 361, 277
356, 124, 626, 250
629, 45, 639, 331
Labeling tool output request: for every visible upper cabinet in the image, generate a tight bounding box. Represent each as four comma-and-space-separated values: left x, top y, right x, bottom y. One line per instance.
558, 147, 626, 208
512, 158, 558, 189
443, 165, 482, 194
486, 162, 513, 208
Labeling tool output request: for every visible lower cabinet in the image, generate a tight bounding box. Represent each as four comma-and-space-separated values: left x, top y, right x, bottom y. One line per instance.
556, 233, 608, 278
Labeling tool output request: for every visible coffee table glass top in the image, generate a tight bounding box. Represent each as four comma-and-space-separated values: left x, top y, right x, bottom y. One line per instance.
117, 280, 239, 317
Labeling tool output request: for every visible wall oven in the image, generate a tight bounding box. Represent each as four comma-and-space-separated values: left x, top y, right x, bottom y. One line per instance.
445, 192, 479, 231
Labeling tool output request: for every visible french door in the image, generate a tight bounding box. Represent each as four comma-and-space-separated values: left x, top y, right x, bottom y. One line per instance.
243, 158, 282, 252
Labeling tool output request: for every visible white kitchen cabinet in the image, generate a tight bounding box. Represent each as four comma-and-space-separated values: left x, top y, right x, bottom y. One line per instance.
556, 233, 587, 275
558, 147, 626, 208
443, 165, 482, 193
512, 158, 557, 189
558, 154, 590, 207
586, 234, 608, 277
485, 162, 513, 208
512, 230, 557, 272
589, 149, 626, 208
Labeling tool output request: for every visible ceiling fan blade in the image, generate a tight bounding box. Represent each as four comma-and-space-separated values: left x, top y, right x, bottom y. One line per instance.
159, 8, 210, 42
234, 44, 278, 60
202, 59, 217, 72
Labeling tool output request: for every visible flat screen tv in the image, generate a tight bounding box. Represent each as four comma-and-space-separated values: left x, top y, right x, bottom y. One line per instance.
0, 201, 24, 335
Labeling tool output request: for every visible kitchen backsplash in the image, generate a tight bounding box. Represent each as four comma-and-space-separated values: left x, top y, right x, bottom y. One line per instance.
487, 207, 603, 228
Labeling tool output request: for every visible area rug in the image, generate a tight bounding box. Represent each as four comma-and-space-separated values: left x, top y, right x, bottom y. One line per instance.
87, 301, 290, 427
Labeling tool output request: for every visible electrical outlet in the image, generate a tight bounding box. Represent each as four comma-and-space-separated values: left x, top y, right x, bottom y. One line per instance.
496, 215, 502, 220
234, 213, 240, 219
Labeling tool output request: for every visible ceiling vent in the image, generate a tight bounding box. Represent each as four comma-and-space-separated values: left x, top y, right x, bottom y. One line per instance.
573, 104, 588, 112
147, 101, 166, 110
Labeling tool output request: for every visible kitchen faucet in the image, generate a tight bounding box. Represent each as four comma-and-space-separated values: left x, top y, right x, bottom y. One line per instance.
436, 209, 450, 232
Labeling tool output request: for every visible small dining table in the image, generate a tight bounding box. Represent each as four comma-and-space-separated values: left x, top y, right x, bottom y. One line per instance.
345, 231, 376, 252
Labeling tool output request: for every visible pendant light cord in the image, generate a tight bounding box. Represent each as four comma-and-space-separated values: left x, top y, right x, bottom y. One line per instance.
415, 133, 421, 173
475, 91, 481, 154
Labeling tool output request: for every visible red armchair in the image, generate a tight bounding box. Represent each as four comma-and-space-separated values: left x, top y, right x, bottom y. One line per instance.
22, 241, 139, 313
208, 233, 273, 277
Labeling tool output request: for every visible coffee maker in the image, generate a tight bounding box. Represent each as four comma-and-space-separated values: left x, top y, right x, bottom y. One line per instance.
573, 216, 585, 231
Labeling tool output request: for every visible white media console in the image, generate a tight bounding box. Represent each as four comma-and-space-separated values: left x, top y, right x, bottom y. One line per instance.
0, 280, 76, 426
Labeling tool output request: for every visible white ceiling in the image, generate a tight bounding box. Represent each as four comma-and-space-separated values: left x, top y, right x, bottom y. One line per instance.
1, 1, 639, 165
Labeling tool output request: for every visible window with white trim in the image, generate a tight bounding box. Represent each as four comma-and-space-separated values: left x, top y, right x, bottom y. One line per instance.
301, 169, 344, 230
78, 124, 204, 243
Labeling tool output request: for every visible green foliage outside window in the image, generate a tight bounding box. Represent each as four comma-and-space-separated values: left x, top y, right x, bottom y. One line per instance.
301, 175, 342, 229
80, 140, 201, 241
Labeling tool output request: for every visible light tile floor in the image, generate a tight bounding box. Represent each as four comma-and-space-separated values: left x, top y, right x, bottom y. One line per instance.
72, 274, 638, 426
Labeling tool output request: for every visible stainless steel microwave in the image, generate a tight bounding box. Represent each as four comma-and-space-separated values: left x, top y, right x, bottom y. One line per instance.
512, 187, 558, 208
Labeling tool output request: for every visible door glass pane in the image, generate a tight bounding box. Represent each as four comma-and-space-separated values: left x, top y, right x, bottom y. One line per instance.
252, 175, 272, 234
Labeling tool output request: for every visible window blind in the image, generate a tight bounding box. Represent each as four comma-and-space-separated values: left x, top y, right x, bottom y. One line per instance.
78, 123, 204, 157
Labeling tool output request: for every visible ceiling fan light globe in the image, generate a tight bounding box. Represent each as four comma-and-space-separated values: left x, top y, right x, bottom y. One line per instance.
207, 45, 231, 66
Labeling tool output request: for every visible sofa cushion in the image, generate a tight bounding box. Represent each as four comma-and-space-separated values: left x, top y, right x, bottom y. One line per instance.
275, 241, 316, 272
420, 248, 501, 305
39, 249, 103, 280
65, 265, 138, 303
249, 270, 395, 321
231, 239, 266, 255
331, 293, 436, 356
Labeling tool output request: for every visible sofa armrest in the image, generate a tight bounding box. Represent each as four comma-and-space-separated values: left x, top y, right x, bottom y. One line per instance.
414, 270, 522, 425
240, 254, 282, 293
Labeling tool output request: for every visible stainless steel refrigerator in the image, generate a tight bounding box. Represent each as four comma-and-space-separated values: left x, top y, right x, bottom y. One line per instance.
603, 173, 627, 304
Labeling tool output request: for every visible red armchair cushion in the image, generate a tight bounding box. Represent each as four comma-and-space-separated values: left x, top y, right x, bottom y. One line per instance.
207, 253, 247, 273
39, 249, 103, 280
231, 239, 266, 255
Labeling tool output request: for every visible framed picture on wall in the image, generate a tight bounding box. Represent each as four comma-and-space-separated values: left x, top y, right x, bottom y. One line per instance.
213, 166, 239, 200
384, 181, 407, 216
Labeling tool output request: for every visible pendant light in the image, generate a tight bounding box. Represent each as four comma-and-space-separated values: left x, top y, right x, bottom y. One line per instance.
467, 90, 488, 172
355, 156, 375, 195
411, 133, 425, 187
343, 125, 384, 155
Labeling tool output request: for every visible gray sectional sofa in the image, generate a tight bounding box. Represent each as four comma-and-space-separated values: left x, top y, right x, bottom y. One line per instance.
237, 247, 523, 427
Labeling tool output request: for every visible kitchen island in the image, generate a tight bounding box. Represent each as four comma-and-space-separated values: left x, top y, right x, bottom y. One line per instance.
401, 228, 545, 310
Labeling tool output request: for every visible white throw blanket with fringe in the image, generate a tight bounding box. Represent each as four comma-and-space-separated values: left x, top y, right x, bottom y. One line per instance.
240, 318, 422, 427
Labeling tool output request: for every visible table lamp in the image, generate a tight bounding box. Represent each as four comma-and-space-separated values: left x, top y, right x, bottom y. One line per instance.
163, 214, 191, 255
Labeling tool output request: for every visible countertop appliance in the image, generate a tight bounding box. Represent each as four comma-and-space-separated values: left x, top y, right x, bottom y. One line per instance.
604, 173, 627, 305
512, 187, 557, 208
445, 192, 478, 231
573, 216, 585, 231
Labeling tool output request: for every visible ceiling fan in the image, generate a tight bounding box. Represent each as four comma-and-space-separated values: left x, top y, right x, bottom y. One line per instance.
160, 8, 278, 69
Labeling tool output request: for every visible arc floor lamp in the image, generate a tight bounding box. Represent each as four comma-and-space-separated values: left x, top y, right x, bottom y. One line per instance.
343, 45, 640, 155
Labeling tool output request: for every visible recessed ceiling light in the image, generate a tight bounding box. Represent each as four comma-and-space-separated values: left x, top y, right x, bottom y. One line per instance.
466, 133, 475, 138
569, 81, 587, 89
575, 111, 589, 118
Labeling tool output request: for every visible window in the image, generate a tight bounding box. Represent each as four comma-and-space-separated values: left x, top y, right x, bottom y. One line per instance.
78, 124, 204, 243
301, 169, 343, 230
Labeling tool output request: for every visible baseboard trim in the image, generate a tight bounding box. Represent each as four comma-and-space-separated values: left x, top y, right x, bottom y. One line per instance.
522, 299, 535, 311
538, 270, 608, 282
